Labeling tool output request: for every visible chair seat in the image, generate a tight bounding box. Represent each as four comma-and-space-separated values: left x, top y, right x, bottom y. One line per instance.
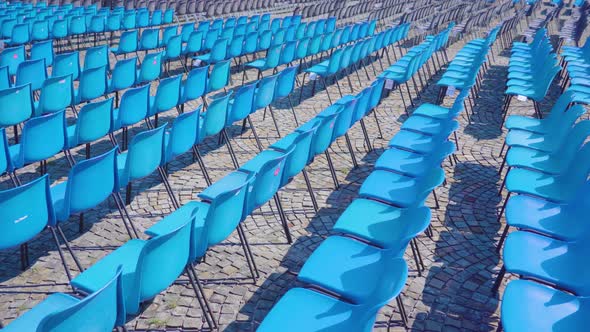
257, 287, 363, 332
71, 238, 146, 314
401, 116, 450, 136
504, 115, 547, 133
333, 198, 430, 250
502, 279, 590, 332
505, 129, 556, 152
305, 61, 329, 75
298, 236, 408, 304
504, 231, 590, 295
505, 195, 584, 241
506, 147, 563, 175
388, 130, 441, 155
359, 170, 430, 207
199, 170, 251, 201
50, 181, 69, 222
245, 59, 266, 69
412, 104, 453, 120
2, 293, 80, 332
374, 147, 430, 177
193, 53, 211, 63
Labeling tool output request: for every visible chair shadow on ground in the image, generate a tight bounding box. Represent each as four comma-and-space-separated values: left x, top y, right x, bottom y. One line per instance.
411, 162, 502, 331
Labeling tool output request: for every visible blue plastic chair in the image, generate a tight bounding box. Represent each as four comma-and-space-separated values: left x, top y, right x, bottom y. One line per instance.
207, 59, 230, 94
53, 51, 81, 81
6, 22, 30, 46
84, 44, 110, 70
148, 74, 182, 126
117, 124, 178, 207
35, 74, 74, 117
194, 37, 228, 65
75, 65, 108, 105
136, 51, 162, 84
180, 66, 207, 111
108, 57, 137, 106
111, 29, 138, 57
30, 39, 54, 66
66, 98, 114, 157
244, 44, 281, 81
0, 84, 34, 133
0, 45, 26, 78
162, 34, 185, 73
3, 267, 126, 332
197, 91, 236, 168
112, 84, 150, 150
9, 110, 71, 175
274, 65, 300, 125
137, 28, 159, 54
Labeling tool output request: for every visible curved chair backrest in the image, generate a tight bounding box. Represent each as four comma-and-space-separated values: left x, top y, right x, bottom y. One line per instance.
16, 58, 47, 92
257, 30, 272, 51
244, 150, 291, 214
276, 126, 316, 185
275, 65, 298, 99
180, 22, 194, 42
199, 172, 253, 246
137, 51, 162, 84
0, 83, 33, 126
150, 74, 181, 116
166, 107, 200, 162
228, 81, 256, 124
78, 65, 108, 103
295, 37, 310, 60
209, 37, 229, 62
333, 97, 357, 138
182, 66, 207, 103
229, 35, 245, 58
0, 45, 25, 76
0, 175, 54, 249
126, 124, 166, 181
184, 30, 203, 54
84, 44, 109, 70
254, 73, 279, 109
17, 111, 67, 167
118, 84, 150, 128
264, 45, 282, 69
36, 74, 73, 117
62, 147, 118, 217
164, 34, 182, 59
117, 29, 139, 54
0, 65, 8, 90
37, 267, 124, 331
200, 91, 231, 139
271, 29, 286, 47
109, 57, 137, 92
30, 40, 54, 66
352, 86, 373, 122
203, 28, 220, 50
310, 110, 339, 157
369, 78, 384, 110
73, 97, 114, 146
207, 59, 230, 93
53, 51, 81, 80
243, 31, 258, 54
327, 47, 344, 75
138, 28, 159, 51
137, 215, 191, 306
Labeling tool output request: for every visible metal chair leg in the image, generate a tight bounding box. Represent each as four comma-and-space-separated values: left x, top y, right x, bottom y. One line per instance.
236, 223, 260, 282
301, 168, 319, 212
267, 105, 282, 137
185, 266, 217, 331
491, 265, 506, 294
324, 150, 340, 190
344, 133, 358, 168
192, 146, 212, 186
273, 193, 293, 244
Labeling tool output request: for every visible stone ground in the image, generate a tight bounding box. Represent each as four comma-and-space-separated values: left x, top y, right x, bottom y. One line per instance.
0, 3, 575, 331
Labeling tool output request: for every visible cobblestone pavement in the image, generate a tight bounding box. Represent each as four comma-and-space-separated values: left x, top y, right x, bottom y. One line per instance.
0, 6, 570, 331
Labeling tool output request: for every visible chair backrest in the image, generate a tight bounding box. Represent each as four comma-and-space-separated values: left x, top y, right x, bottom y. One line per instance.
117, 84, 150, 128
229, 35, 245, 58
274, 126, 316, 185
309, 110, 339, 157
184, 30, 203, 54
125, 124, 166, 181
73, 97, 114, 146
36, 75, 74, 117
198, 172, 253, 246
117, 29, 139, 53
30, 40, 54, 66
84, 44, 109, 70
166, 106, 200, 162
264, 45, 282, 68
257, 29, 272, 50
53, 51, 81, 80
333, 97, 357, 137
0, 83, 33, 126
199, 91, 232, 139
244, 150, 291, 214
17, 111, 67, 167
203, 28, 220, 50
209, 37, 229, 62
37, 267, 124, 332
0, 45, 25, 76
182, 66, 207, 103
161, 25, 179, 45
110, 57, 137, 92
227, 81, 256, 124
0, 175, 54, 250
254, 73, 279, 109
137, 51, 162, 84
61, 146, 118, 217
138, 28, 158, 50
207, 59, 230, 93
150, 74, 181, 116
78, 65, 108, 103
275, 65, 298, 99
137, 209, 191, 304
180, 22, 194, 42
